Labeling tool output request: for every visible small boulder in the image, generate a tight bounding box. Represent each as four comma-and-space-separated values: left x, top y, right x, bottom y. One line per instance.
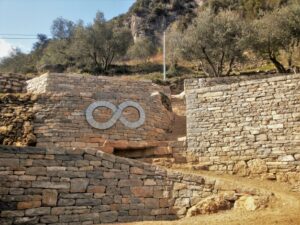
234, 195, 269, 211
278, 155, 295, 162
186, 195, 233, 217
247, 159, 268, 174
25, 133, 37, 146
233, 161, 249, 176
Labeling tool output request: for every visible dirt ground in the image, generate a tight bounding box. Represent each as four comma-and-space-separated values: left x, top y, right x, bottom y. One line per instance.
114, 169, 300, 225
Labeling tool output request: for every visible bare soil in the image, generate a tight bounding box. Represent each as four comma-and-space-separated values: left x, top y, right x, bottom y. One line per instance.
114, 169, 300, 225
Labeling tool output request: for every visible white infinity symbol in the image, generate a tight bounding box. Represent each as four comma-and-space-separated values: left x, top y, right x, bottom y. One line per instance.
85, 101, 146, 129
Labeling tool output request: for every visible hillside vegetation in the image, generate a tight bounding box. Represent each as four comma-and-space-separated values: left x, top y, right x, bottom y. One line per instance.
0, 0, 299, 77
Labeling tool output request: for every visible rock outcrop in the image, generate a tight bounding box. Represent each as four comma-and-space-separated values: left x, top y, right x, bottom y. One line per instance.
114, 0, 205, 43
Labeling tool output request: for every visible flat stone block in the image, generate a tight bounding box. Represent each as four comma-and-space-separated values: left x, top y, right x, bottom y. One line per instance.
17, 201, 41, 209
99, 211, 118, 223
32, 181, 70, 189
25, 207, 50, 216
42, 190, 58, 206
71, 178, 89, 193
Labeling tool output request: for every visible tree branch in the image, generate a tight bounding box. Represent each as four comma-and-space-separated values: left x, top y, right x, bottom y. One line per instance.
218, 51, 225, 76
225, 57, 235, 76
201, 47, 218, 77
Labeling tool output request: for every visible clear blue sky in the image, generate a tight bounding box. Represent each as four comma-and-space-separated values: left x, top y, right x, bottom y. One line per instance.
0, 0, 135, 57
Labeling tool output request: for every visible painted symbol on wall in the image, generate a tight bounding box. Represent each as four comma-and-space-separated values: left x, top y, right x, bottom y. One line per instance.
85, 101, 146, 130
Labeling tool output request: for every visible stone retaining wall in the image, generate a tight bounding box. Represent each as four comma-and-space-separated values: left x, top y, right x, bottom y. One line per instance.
0, 145, 273, 225
26, 73, 174, 149
185, 74, 300, 184
0, 145, 224, 225
0, 94, 37, 146
0, 74, 27, 93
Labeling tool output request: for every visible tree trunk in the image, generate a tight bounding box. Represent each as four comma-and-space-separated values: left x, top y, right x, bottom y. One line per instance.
201, 47, 218, 77
199, 61, 210, 76
218, 51, 225, 76
107, 52, 115, 71
269, 56, 287, 73
225, 57, 235, 76
104, 59, 108, 72
91, 52, 101, 69
287, 52, 293, 68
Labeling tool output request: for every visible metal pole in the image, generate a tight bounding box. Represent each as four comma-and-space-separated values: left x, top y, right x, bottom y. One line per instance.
163, 31, 166, 81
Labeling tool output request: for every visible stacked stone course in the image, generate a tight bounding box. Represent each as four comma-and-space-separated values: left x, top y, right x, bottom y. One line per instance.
185, 74, 300, 186
0, 145, 230, 224
26, 73, 174, 150
0, 74, 27, 93
0, 94, 37, 146
0, 145, 273, 224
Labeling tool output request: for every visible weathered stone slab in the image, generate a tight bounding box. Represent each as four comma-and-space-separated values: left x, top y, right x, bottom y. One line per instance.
131, 187, 153, 197
70, 179, 89, 193
17, 201, 41, 209
99, 211, 118, 223
32, 181, 70, 189
42, 190, 58, 206
25, 207, 50, 216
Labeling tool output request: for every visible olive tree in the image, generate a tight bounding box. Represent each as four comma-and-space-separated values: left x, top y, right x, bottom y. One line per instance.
166, 24, 184, 70
51, 17, 75, 40
276, 4, 300, 68
249, 4, 300, 73
0, 49, 33, 73
127, 38, 156, 62
38, 39, 73, 67
181, 10, 246, 77
71, 11, 133, 73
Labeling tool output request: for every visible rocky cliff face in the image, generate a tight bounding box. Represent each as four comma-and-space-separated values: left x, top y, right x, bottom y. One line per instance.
114, 0, 205, 43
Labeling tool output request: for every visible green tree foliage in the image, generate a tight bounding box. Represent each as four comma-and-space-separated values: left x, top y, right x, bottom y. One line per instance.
0, 34, 49, 74
277, 4, 300, 67
181, 10, 246, 77
127, 38, 156, 62
0, 11, 132, 74
208, 0, 242, 14
166, 23, 184, 70
69, 11, 133, 73
31, 34, 50, 68
1, 1, 299, 76
38, 39, 73, 67
32, 34, 49, 51
51, 17, 75, 40
208, 0, 291, 18
38, 19, 75, 69
248, 4, 300, 73
0, 49, 35, 74
130, 0, 152, 15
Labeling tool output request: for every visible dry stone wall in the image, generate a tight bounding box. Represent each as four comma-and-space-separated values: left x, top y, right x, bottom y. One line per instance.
0, 94, 37, 146
0, 74, 27, 93
185, 74, 300, 185
0, 145, 243, 225
26, 73, 174, 150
